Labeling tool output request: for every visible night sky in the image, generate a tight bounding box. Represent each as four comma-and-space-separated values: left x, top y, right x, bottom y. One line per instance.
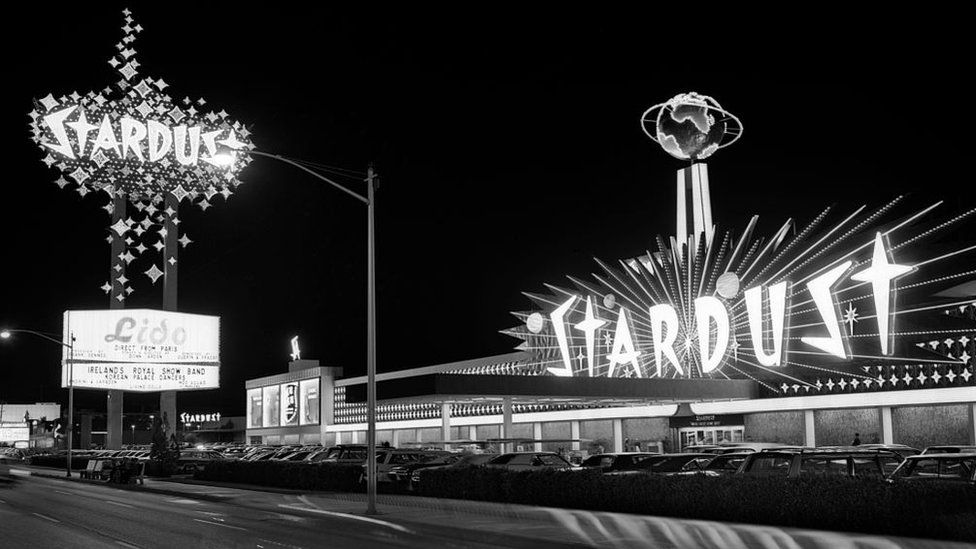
1, 5, 970, 417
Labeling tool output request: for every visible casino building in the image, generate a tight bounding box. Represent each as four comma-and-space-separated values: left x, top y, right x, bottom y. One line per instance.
246, 93, 976, 454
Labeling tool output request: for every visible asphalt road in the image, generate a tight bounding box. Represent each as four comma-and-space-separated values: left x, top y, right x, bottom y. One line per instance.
0, 473, 572, 549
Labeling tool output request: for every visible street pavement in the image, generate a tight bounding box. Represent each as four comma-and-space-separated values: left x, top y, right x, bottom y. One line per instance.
0, 469, 581, 549
2, 465, 973, 549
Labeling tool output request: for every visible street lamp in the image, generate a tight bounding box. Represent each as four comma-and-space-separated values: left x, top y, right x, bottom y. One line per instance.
0, 328, 76, 477
131, 424, 136, 445
215, 149, 380, 515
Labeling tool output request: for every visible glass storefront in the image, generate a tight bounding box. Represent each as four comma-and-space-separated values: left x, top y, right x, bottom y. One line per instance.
263, 385, 280, 427
247, 377, 320, 429
300, 378, 319, 425
247, 388, 263, 428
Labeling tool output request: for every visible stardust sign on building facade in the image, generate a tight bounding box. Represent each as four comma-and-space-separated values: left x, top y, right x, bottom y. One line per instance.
62, 309, 220, 392
509, 93, 975, 398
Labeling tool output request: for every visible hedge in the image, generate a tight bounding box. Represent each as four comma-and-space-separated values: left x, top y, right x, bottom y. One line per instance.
195, 460, 363, 492
416, 467, 976, 542
25, 455, 91, 470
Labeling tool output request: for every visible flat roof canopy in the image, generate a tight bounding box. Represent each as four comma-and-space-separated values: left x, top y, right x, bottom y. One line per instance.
343, 374, 758, 406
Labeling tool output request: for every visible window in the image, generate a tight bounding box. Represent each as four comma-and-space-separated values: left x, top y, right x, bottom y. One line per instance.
389, 453, 421, 465
262, 385, 280, 427
506, 454, 534, 466
940, 459, 973, 479
800, 457, 848, 477
745, 455, 792, 475
912, 459, 940, 477
537, 454, 570, 467
852, 458, 884, 478
708, 456, 745, 471
247, 389, 263, 428
300, 378, 320, 425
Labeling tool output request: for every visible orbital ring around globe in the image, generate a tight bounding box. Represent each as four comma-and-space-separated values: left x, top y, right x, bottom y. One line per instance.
640, 100, 743, 151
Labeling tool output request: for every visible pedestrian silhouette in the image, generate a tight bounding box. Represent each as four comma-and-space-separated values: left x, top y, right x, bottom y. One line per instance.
852, 432, 861, 446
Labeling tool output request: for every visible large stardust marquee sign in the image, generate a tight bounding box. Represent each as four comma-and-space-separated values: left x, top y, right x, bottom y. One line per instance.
28, 8, 253, 300
509, 199, 976, 396
63, 309, 220, 392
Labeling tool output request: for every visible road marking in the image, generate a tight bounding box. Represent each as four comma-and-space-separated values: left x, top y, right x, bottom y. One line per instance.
166, 498, 201, 504
9, 468, 30, 476
55, 490, 74, 496
0, 499, 6, 504
258, 538, 305, 549
116, 541, 140, 549
32, 512, 61, 523
193, 518, 247, 531
104, 500, 136, 509
278, 504, 412, 534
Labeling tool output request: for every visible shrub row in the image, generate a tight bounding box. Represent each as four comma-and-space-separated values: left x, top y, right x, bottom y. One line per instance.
195, 460, 363, 492
416, 467, 976, 542
26, 455, 91, 470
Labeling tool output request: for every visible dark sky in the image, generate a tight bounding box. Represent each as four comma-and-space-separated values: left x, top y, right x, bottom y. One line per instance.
1, 5, 970, 416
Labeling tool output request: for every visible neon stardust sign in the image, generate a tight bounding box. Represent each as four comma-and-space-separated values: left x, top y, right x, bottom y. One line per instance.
39, 104, 247, 169
543, 233, 914, 377
28, 8, 252, 205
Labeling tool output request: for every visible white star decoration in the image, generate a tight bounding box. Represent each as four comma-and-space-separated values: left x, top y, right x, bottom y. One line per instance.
842, 304, 859, 334
850, 232, 914, 355
573, 296, 606, 377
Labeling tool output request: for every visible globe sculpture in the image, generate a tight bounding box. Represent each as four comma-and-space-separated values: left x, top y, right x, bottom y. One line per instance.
641, 92, 742, 161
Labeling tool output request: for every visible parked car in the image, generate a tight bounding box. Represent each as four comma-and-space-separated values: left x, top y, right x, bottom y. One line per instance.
360, 450, 446, 486
607, 453, 715, 476
306, 445, 369, 464
176, 450, 225, 473
737, 448, 904, 478
702, 452, 752, 475
486, 452, 575, 471
410, 454, 498, 491
580, 453, 661, 473
921, 445, 976, 455
387, 453, 469, 490
279, 450, 316, 462
847, 444, 920, 458
888, 453, 976, 484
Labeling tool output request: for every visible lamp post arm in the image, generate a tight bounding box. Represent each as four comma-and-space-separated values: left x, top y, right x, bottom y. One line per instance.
244, 149, 369, 205
5, 329, 73, 349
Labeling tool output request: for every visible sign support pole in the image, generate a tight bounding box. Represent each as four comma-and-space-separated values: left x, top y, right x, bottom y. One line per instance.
106, 195, 127, 450
160, 192, 179, 440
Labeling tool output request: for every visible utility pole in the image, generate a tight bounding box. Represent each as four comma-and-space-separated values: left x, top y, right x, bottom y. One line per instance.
366, 164, 378, 515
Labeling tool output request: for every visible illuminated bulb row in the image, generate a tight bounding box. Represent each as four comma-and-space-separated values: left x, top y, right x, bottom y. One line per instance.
895, 269, 976, 291
778, 197, 903, 283
893, 207, 976, 251
748, 207, 831, 288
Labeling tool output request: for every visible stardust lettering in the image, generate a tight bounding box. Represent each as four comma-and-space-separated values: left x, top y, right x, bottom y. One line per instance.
547, 233, 913, 377
41, 106, 244, 166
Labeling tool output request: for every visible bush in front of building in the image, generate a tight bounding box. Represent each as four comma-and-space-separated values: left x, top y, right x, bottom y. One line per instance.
195, 460, 363, 492
25, 453, 90, 470
416, 467, 976, 542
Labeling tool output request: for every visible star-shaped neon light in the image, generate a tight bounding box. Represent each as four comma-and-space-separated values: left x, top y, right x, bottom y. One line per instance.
573, 296, 606, 377
851, 232, 914, 355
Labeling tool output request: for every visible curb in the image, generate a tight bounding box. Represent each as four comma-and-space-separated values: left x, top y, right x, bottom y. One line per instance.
29, 472, 226, 502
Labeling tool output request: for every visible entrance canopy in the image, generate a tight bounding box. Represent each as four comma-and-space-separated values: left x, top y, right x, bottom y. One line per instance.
342, 374, 757, 407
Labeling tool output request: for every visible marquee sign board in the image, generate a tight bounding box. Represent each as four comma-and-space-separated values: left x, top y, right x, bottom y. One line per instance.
509, 195, 976, 396
63, 308, 220, 392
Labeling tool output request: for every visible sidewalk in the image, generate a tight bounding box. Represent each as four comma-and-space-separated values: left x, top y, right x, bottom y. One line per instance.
26, 468, 973, 549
